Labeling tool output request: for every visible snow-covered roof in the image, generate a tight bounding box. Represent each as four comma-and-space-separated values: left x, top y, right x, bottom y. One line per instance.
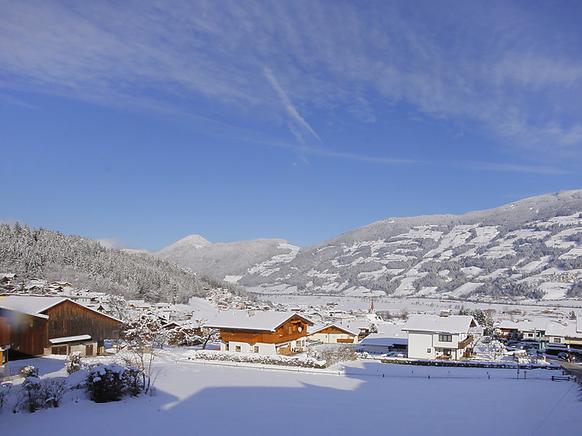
360, 323, 408, 346
545, 321, 582, 339
311, 323, 359, 336
0, 296, 66, 317
496, 319, 547, 332
359, 333, 408, 347
49, 334, 92, 344
403, 314, 476, 334
204, 310, 313, 332
0, 295, 123, 323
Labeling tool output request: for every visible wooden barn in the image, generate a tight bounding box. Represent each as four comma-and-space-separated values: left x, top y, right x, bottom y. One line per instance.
204, 311, 313, 356
0, 296, 123, 361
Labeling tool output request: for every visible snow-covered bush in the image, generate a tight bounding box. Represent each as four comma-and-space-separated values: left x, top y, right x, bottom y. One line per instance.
310, 346, 358, 367
17, 377, 68, 412
66, 352, 83, 375
167, 325, 203, 346
190, 350, 326, 368
42, 379, 67, 408
0, 382, 12, 411
86, 364, 126, 403
19, 365, 38, 378
86, 363, 143, 402
122, 366, 143, 397
18, 376, 43, 413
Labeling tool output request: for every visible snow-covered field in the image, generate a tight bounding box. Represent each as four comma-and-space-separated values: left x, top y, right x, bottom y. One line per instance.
3, 354, 582, 436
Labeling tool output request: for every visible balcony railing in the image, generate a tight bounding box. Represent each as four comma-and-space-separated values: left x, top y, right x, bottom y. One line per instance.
458, 335, 474, 349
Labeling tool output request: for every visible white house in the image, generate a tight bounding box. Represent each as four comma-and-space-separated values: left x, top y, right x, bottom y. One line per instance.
204, 311, 313, 356
403, 314, 479, 360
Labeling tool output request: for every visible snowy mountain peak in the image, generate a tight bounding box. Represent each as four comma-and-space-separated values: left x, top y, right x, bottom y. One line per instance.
159, 234, 211, 253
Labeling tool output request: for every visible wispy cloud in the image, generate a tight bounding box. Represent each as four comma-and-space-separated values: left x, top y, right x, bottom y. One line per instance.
0, 0, 580, 166
264, 67, 321, 143
459, 162, 571, 176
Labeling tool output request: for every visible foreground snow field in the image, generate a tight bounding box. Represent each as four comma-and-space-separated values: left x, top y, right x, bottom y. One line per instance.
3, 354, 582, 436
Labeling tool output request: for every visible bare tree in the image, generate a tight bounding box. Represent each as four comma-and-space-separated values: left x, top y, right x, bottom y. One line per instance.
121, 314, 167, 394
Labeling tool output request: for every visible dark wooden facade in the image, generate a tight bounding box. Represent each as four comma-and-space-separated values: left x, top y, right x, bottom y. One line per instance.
0, 308, 48, 358
0, 299, 123, 359
219, 315, 311, 345
0, 314, 10, 346
43, 300, 122, 348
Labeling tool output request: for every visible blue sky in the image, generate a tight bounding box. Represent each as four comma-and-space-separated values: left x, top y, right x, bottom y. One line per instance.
1, 0, 581, 250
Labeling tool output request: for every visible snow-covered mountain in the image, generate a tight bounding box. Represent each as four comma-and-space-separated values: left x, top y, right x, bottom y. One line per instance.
157, 236, 299, 283
155, 190, 582, 301
230, 190, 581, 301
159, 190, 582, 300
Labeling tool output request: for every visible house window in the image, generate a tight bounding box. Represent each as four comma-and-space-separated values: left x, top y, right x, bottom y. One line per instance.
254, 345, 259, 353
427, 348, 431, 354
554, 337, 561, 343
235, 345, 241, 352
438, 334, 452, 342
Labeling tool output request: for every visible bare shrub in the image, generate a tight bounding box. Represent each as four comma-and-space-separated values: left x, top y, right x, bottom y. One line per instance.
42, 379, 67, 408
0, 382, 12, 411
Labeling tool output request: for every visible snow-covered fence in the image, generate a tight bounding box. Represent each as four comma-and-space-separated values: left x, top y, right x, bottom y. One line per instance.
379, 357, 560, 370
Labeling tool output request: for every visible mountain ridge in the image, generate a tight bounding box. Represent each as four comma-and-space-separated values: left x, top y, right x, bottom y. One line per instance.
157, 189, 582, 302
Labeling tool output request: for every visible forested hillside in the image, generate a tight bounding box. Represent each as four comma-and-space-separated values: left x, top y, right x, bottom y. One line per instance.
0, 223, 235, 303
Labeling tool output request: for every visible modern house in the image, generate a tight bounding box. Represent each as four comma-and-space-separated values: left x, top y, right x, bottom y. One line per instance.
309, 323, 359, 344
204, 311, 313, 355
403, 314, 479, 360
0, 295, 123, 360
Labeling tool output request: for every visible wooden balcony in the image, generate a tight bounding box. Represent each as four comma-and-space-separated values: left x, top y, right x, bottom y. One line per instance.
277, 346, 304, 356
458, 335, 474, 349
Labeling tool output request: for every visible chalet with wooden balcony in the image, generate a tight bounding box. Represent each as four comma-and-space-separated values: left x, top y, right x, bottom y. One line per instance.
204, 311, 313, 355
0, 296, 123, 362
403, 314, 479, 360
309, 323, 359, 344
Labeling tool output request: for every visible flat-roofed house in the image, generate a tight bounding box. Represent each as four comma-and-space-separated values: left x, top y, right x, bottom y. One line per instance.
403, 314, 479, 360
204, 311, 313, 355
495, 319, 547, 341
545, 320, 582, 348
357, 324, 408, 355
0, 295, 123, 359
